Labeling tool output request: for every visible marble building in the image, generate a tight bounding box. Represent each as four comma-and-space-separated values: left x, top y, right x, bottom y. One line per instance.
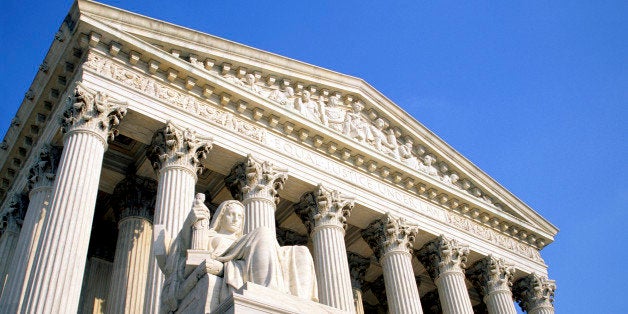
0, 1, 557, 313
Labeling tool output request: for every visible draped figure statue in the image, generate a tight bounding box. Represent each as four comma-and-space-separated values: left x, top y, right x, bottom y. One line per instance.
171, 199, 318, 311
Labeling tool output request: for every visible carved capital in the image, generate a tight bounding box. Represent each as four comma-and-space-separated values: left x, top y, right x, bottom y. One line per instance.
276, 227, 308, 246
347, 252, 370, 289
61, 82, 127, 143
416, 235, 469, 280
28, 145, 61, 191
294, 184, 354, 233
513, 273, 556, 312
224, 154, 288, 204
112, 173, 157, 223
0, 193, 28, 235
147, 122, 213, 175
362, 213, 418, 260
467, 255, 515, 297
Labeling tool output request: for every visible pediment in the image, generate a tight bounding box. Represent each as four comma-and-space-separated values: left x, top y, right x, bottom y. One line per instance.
69, 0, 557, 245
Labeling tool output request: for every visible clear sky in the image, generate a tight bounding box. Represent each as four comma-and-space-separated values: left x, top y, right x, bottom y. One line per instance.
1, 1, 626, 313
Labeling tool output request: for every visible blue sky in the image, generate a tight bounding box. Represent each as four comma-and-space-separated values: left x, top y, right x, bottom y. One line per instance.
1, 1, 626, 312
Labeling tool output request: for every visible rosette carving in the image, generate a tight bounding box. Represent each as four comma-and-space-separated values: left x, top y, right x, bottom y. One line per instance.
224, 154, 288, 204
362, 213, 418, 260
467, 255, 515, 296
513, 273, 556, 312
147, 121, 213, 174
27, 145, 61, 191
416, 235, 470, 280
61, 82, 127, 142
294, 184, 354, 233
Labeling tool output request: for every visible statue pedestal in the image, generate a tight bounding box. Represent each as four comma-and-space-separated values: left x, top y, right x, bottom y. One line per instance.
212, 282, 348, 314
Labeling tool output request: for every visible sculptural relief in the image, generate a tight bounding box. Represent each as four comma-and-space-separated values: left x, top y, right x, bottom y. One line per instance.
295, 91, 322, 123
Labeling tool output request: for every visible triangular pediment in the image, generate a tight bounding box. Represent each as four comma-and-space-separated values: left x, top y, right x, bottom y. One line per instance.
70, 0, 557, 245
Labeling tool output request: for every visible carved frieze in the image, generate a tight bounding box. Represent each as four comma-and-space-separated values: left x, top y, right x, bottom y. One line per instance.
27, 145, 61, 191
61, 82, 127, 143
466, 255, 515, 297
362, 213, 418, 260
513, 273, 556, 312
294, 184, 355, 233
146, 121, 213, 175
416, 235, 470, 280
224, 154, 288, 204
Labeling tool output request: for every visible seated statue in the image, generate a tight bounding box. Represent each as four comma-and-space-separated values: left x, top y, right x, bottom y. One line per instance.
183, 199, 318, 306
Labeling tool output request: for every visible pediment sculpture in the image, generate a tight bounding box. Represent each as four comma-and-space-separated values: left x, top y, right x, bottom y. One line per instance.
154, 193, 318, 313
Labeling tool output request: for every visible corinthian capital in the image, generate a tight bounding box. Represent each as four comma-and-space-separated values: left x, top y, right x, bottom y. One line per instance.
28, 145, 61, 191
513, 273, 556, 312
112, 173, 157, 222
224, 154, 288, 204
467, 255, 515, 296
61, 82, 127, 142
362, 213, 418, 260
147, 122, 213, 175
416, 235, 469, 280
0, 193, 28, 235
347, 252, 370, 289
294, 184, 354, 233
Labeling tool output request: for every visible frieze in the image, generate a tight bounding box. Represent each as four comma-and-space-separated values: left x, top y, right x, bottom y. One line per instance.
84, 50, 542, 264
84, 52, 266, 144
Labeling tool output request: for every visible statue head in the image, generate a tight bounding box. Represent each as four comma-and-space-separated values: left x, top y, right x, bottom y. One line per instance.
245, 73, 255, 85
209, 200, 245, 238
302, 90, 311, 100
285, 87, 294, 97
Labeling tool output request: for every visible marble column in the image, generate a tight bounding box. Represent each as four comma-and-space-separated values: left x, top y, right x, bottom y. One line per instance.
81, 257, 113, 314
513, 273, 556, 314
0, 145, 60, 312
0, 204, 24, 294
294, 184, 355, 312
467, 255, 517, 314
106, 174, 157, 314
21, 83, 127, 314
416, 235, 473, 314
362, 213, 423, 314
347, 252, 370, 314
225, 154, 287, 235
145, 121, 212, 314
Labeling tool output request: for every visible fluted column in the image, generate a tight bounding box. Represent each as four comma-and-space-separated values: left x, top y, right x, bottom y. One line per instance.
225, 154, 287, 235
81, 257, 113, 314
363, 213, 423, 314
347, 252, 370, 314
513, 273, 556, 314
21, 83, 127, 314
416, 235, 473, 314
106, 174, 157, 314
144, 122, 212, 314
0, 203, 24, 294
0, 145, 60, 312
295, 185, 355, 312
467, 255, 517, 314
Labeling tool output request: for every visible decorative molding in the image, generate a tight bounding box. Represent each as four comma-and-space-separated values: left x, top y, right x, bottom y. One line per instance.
61, 82, 127, 143
294, 184, 355, 233
224, 154, 288, 204
146, 121, 213, 175
466, 255, 515, 297
362, 213, 418, 260
416, 235, 470, 280
513, 273, 556, 312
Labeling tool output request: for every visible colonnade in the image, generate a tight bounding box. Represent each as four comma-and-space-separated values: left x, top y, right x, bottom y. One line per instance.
0, 84, 555, 313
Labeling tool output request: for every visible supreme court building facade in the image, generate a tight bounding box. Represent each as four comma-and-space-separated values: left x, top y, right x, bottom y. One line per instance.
0, 1, 558, 313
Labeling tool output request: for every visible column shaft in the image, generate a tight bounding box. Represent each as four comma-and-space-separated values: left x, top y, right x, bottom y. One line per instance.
145, 167, 196, 313
530, 307, 554, 314
80, 257, 113, 314
381, 251, 423, 314
106, 216, 153, 314
436, 271, 473, 314
312, 225, 355, 312
242, 197, 275, 235
22, 131, 106, 313
485, 290, 517, 314
0, 221, 20, 294
0, 186, 51, 312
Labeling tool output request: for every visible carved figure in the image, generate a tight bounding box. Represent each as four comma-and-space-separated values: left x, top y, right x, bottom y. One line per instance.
343, 101, 372, 142
368, 118, 400, 159
320, 94, 348, 132
243, 73, 263, 94
268, 86, 295, 107
399, 138, 420, 169
295, 91, 321, 122
419, 154, 439, 176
